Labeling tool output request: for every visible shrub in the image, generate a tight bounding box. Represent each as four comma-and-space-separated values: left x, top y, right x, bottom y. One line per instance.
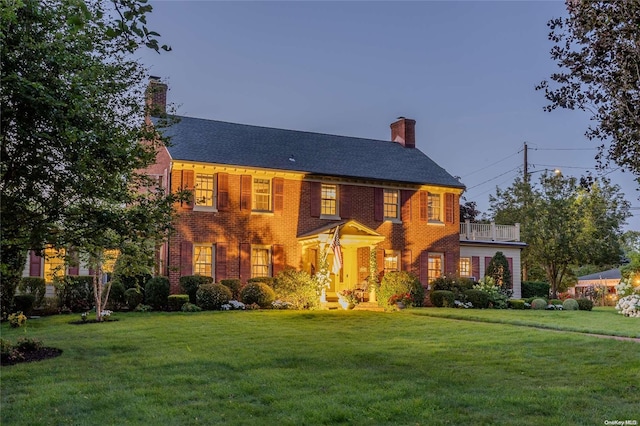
521, 281, 550, 298
531, 298, 548, 310
8, 311, 27, 328
473, 276, 509, 309
220, 279, 242, 300
15, 337, 43, 352
134, 304, 152, 312
18, 277, 46, 308
168, 294, 190, 312
55, 276, 94, 312
379, 271, 424, 309
124, 287, 144, 310
430, 275, 474, 300
577, 298, 594, 311
145, 277, 170, 310
508, 299, 526, 310
0, 339, 23, 365
464, 289, 489, 309
247, 277, 275, 287
549, 299, 563, 306
181, 302, 202, 312
180, 275, 213, 304
485, 251, 512, 290
13, 294, 36, 316
563, 298, 579, 311
273, 269, 319, 310
430, 290, 455, 307
197, 283, 232, 310
118, 274, 151, 290
240, 282, 275, 308
106, 280, 126, 311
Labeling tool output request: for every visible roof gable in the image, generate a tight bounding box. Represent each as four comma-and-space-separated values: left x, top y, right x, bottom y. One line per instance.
157, 116, 464, 188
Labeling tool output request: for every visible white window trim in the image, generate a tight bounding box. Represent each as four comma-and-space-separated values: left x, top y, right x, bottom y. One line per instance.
252, 178, 272, 212
428, 252, 444, 283
251, 245, 272, 278
383, 189, 401, 222
459, 257, 471, 278
384, 250, 401, 273
320, 183, 340, 219
193, 244, 215, 278
194, 173, 218, 211
428, 192, 443, 224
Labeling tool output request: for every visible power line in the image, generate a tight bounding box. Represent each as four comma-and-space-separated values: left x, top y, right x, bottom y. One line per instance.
461, 150, 522, 178
465, 166, 521, 190
532, 147, 598, 151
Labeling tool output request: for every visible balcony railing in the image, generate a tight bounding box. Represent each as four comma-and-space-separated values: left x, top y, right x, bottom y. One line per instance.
460, 220, 520, 242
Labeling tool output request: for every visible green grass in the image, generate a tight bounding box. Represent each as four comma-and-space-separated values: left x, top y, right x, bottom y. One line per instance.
1, 309, 639, 425
414, 307, 640, 338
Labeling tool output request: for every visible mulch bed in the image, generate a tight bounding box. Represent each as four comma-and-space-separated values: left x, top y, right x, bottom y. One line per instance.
1, 347, 63, 366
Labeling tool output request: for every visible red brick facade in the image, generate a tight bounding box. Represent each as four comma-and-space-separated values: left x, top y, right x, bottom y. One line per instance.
163, 165, 460, 293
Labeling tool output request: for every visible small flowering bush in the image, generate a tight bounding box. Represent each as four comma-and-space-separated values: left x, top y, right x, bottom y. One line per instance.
339, 289, 359, 305
388, 292, 412, 307
454, 300, 473, 309
8, 312, 27, 328
615, 279, 640, 298
615, 294, 640, 318
221, 300, 246, 311
271, 300, 292, 310
473, 276, 509, 309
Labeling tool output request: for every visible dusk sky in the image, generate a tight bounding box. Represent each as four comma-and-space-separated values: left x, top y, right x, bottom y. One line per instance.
137, 0, 639, 232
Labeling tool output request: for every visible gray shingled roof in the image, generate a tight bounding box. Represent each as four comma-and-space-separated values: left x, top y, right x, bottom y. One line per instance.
578, 268, 621, 281
156, 116, 465, 188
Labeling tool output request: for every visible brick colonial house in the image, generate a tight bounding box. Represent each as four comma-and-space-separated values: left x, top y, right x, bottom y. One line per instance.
145, 79, 467, 300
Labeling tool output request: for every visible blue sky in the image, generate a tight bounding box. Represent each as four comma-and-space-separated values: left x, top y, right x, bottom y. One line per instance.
138, 0, 639, 231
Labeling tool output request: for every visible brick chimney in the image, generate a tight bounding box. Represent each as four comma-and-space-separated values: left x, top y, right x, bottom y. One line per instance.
390, 117, 416, 148
146, 76, 167, 117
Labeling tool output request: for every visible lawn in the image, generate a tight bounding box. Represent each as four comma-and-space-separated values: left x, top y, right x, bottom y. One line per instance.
1, 309, 638, 425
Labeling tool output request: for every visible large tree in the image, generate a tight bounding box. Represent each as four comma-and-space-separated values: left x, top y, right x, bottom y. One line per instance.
536, 1, 640, 184
1, 0, 174, 317
490, 173, 630, 298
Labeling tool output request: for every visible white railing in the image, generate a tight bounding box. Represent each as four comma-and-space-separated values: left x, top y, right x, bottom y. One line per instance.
460, 221, 520, 242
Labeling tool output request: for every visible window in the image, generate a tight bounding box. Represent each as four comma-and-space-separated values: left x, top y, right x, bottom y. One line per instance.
103, 249, 120, 274
321, 184, 338, 216
252, 246, 271, 278
384, 189, 399, 220
428, 253, 443, 283
195, 174, 216, 208
459, 257, 471, 277
428, 193, 441, 221
384, 250, 400, 273
44, 247, 66, 283
194, 245, 213, 277
253, 178, 271, 211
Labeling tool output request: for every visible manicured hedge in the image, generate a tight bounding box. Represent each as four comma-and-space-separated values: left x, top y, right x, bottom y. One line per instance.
577, 298, 594, 311
55, 276, 94, 312
180, 275, 214, 304
464, 289, 489, 309
124, 287, 143, 310
220, 279, 242, 300
145, 277, 170, 310
563, 298, 579, 311
531, 298, 548, 310
196, 283, 232, 310
168, 294, 190, 311
430, 290, 455, 308
240, 282, 275, 308
507, 299, 526, 310
13, 294, 36, 316
521, 281, 550, 298
247, 277, 275, 287
18, 277, 46, 308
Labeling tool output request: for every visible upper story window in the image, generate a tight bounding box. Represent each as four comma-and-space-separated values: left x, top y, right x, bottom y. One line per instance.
195, 174, 216, 208
253, 178, 271, 211
384, 189, 399, 220
428, 193, 441, 221
193, 245, 213, 277
384, 250, 400, 273
252, 246, 271, 278
321, 184, 338, 216
459, 257, 471, 278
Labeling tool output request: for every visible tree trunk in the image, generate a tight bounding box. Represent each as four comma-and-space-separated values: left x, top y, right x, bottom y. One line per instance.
0, 244, 27, 318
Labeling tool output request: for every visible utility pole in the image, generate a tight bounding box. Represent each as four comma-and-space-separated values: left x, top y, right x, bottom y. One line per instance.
523, 142, 528, 180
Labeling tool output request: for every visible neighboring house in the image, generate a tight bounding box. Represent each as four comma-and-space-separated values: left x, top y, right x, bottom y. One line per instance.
570, 268, 621, 302
459, 221, 525, 299
144, 78, 524, 301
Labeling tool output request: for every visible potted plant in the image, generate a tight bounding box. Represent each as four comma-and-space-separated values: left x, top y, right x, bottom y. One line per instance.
338, 289, 359, 309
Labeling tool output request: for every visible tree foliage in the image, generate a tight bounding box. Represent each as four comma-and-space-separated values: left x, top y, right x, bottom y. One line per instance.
485, 251, 512, 291
0, 0, 175, 318
537, 1, 640, 183
490, 173, 630, 298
